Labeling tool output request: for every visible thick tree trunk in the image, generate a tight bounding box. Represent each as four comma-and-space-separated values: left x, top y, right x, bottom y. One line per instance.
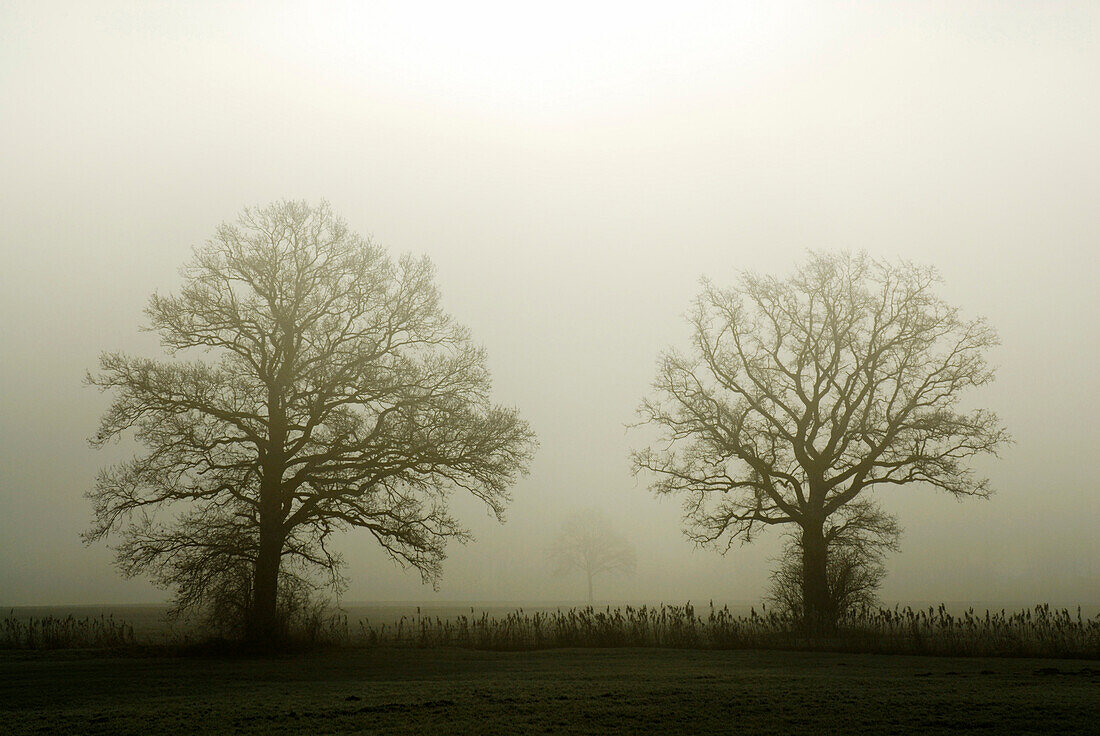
801, 522, 833, 635
249, 385, 288, 644
249, 515, 283, 643
249, 432, 286, 644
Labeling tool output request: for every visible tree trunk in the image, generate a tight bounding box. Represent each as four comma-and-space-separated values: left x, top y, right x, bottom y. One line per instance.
250, 385, 288, 644
586, 569, 593, 605
248, 441, 286, 644
801, 522, 833, 635
250, 529, 281, 637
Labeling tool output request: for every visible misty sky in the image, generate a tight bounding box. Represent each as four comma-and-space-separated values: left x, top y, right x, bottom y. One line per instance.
1, 1, 1098, 606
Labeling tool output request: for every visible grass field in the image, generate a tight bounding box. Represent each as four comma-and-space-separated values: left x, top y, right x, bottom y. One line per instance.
1, 647, 1096, 735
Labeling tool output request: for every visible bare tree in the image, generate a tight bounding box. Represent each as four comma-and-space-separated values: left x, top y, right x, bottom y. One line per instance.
86, 201, 536, 642
632, 251, 1008, 630
550, 509, 636, 603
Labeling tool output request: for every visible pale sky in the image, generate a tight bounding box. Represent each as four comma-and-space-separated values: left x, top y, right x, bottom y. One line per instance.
1, 1, 1098, 606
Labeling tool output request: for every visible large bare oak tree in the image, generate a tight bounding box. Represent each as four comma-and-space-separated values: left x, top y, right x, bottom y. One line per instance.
86, 201, 535, 641
632, 251, 1008, 628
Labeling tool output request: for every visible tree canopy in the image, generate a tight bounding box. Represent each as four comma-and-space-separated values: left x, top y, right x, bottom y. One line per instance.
86, 201, 536, 639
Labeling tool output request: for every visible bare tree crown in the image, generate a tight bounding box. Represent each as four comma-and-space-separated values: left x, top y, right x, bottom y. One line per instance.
633, 251, 1009, 550
550, 510, 637, 579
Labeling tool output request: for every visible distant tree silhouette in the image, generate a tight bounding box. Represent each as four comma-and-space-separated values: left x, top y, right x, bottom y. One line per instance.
550, 509, 636, 603
633, 251, 1008, 631
86, 201, 535, 643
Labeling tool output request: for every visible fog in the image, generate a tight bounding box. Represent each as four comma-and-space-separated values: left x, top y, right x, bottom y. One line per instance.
1, 1, 1097, 608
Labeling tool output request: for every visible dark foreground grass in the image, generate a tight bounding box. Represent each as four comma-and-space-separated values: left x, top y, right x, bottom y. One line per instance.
1, 647, 1096, 735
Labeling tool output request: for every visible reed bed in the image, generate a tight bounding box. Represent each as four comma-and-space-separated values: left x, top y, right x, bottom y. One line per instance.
326, 602, 1100, 659
4, 603, 1097, 658
1, 610, 136, 649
